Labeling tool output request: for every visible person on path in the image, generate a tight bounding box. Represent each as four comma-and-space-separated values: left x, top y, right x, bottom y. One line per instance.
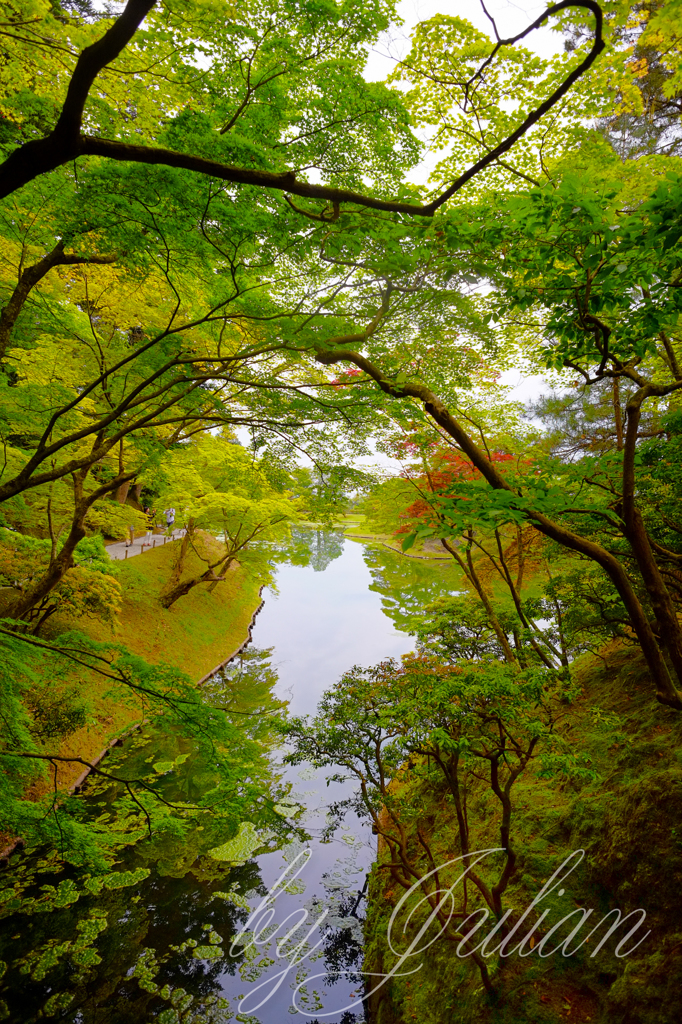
126, 520, 135, 548
163, 507, 176, 536
144, 506, 156, 546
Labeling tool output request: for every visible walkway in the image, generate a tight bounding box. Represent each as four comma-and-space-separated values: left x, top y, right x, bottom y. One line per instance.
106, 528, 187, 561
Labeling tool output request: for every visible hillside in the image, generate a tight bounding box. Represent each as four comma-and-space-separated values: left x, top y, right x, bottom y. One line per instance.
35, 536, 264, 794
364, 642, 682, 1024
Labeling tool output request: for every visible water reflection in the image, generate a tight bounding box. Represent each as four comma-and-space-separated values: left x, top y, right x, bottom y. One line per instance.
0, 647, 293, 1024
293, 526, 345, 573
362, 543, 460, 634
267, 526, 345, 574
0, 536, 452, 1024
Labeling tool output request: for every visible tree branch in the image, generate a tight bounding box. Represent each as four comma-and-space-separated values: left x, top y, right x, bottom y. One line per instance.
315, 344, 682, 709
0, 1, 604, 215
0, 241, 117, 359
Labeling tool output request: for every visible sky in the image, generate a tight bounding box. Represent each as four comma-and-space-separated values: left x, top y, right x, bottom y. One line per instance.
364, 0, 564, 85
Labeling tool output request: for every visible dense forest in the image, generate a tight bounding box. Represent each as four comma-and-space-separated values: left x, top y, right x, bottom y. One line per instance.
1, 0, 682, 1022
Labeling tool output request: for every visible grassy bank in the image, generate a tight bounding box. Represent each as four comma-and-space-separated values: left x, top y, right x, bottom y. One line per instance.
39, 536, 264, 793
363, 643, 682, 1024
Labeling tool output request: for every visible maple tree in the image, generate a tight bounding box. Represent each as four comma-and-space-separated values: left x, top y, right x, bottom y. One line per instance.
284, 652, 590, 995
153, 432, 300, 608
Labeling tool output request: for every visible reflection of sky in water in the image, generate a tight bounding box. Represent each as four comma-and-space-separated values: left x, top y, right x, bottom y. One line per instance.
0, 537, 454, 1024
214, 538, 425, 1022
256, 538, 416, 718
222, 806, 371, 1024
211, 537, 454, 1023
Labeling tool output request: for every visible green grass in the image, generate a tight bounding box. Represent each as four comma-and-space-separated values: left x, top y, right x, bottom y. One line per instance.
41, 537, 264, 793
334, 513, 451, 560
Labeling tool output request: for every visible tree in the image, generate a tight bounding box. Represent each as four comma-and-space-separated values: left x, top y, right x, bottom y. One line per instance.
312, 168, 682, 709
284, 653, 588, 997
374, 450, 577, 670
0, 625, 291, 866
563, 0, 682, 159
0, 1, 605, 212
0, 166, 379, 620
0, 529, 122, 632
0, 0, 611, 633
153, 432, 300, 608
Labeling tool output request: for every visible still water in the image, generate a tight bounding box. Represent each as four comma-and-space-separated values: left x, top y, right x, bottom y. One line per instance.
0, 533, 457, 1024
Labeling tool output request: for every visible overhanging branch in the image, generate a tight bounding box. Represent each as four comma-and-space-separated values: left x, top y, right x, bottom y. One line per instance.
0, 1, 604, 214
314, 343, 682, 710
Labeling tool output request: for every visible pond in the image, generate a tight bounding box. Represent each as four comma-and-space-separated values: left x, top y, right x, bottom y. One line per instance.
0, 533, 458, 1024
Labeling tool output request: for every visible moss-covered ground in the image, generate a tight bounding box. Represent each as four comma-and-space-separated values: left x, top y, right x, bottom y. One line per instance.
364, 642, 682, 1024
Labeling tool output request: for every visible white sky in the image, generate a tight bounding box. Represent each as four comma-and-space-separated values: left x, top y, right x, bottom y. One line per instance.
364, 0, 563, 84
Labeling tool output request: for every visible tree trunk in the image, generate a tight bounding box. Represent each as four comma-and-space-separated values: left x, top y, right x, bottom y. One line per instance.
159, 522, 226, 608
4, 470, 134, 625
613, 378, 623, 450
316, 349, 682, 709
440, 537, 517, 664
159, 566, 222, 609
115, 479, 131, 504
622, 393, 682, 684
162, 524, 192, 598
493, 529, 561, 670
6, 518, 87, 623
206, 554, 234, 593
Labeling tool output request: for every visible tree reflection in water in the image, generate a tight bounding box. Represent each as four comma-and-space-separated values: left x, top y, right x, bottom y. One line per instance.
0, 856, 266, 1023
0, 539, 428, 1024
320, 887, 366, 987
362, 544, 459, 634
266, 525, 345, 573
0, 647, 293, 1024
